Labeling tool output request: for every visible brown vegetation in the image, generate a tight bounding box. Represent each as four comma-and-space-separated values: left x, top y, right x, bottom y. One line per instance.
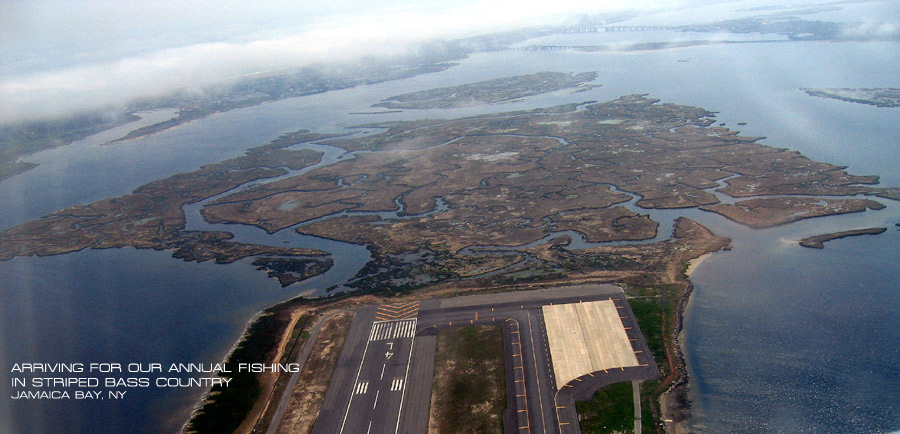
0, 130, 333, 284
702, 197, 885, 228
428, 325, 506, 434
275, 311, 355, 434
799, 227, 887, 248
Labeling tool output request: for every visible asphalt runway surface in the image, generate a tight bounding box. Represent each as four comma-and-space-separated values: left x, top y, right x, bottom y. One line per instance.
308, 285, 658, 434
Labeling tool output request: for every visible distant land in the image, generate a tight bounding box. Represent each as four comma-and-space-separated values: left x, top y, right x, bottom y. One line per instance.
4, 6, 892, 183
4, 90, 899, 287
799, 227, 887, 249
802, 88, 900, 108
5, 69, 899, 432
372, 71, 597, 109
0, 112, 140, 180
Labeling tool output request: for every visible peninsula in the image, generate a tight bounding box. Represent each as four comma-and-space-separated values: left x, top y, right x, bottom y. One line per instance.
799, 227, 888, 248
372, 71, 597, 109
2, 89, 898, 431
0, 130, 336, 286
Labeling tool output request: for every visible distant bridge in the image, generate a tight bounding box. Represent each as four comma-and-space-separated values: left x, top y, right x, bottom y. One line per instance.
564, 26, 675, 33
501, 45, 579, 52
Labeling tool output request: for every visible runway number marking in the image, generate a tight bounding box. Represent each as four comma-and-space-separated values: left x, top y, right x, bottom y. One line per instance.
340, 318, 417, 434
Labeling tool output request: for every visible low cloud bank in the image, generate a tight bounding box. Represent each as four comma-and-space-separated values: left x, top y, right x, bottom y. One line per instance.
840, 20, 900, 40
2, 0, 680, 124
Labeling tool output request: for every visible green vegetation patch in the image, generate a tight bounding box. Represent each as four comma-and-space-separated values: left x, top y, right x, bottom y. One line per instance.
577, 381, 634, 434
576, 284, 683, 434
429, 325, 506, 434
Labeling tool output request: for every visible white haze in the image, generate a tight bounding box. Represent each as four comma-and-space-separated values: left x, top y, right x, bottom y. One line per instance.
0, 0, 712, 124
3, 0, 895, 124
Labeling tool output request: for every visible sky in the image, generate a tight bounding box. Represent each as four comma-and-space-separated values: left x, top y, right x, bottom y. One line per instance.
3, 0, 895, 125
0, 0, 714, 124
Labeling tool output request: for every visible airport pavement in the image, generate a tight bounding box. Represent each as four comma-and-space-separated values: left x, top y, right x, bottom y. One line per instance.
307, 285, 658, 434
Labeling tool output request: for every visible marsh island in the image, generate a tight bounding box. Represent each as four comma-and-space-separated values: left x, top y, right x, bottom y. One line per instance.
2, 82, 898, 431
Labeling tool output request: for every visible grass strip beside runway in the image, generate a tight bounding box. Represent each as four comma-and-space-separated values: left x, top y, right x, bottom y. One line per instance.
275, 312, 354, 434
577, 381, 634, 433
428, 325, 506, 433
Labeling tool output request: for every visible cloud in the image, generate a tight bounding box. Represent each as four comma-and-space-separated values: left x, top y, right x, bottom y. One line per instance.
840, 20, 900, 40
0, 0, 686, 124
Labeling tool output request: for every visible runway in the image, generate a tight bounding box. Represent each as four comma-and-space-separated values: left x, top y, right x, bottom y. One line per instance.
309, 284, 658, 434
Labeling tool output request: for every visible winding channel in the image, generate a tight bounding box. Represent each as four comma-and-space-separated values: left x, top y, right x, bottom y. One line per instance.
180, 131, 884, 295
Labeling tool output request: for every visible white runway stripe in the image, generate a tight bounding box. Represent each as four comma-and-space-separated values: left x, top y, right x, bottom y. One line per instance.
368, 319, 416, 341
391, 378, 404, 391
355, 381, 369, 394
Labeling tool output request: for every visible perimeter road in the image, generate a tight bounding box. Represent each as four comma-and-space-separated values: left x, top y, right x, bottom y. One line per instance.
266, 310, 348, 434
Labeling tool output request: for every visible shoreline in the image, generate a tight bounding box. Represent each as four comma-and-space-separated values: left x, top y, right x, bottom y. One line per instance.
178, 218, 731, 433
178, 309, 266, 433
685, 252, 712, 277
798, 227, 887, 249
658, 280, 698, 434
660, 249, 726, 433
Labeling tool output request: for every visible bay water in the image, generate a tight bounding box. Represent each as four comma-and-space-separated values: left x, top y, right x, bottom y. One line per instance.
1, 31, 899, 433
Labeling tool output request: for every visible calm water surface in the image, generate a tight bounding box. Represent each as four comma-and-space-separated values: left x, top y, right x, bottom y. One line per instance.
1, 35, 899, 433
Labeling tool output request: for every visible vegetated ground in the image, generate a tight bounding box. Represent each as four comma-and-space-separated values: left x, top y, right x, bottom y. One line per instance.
577, 381, 634, 433
577, 283, 683, 434
8, 86, 897, 433
249, 311, 317, 433
6, 94, 898, 292
799, 227, 887, 249
372, 71, 597, 109
185, 300, 314, 434
429, 324, 506, 434
275, 311, 355, 434
626, 286, 677, 434
0, 130, 334, 286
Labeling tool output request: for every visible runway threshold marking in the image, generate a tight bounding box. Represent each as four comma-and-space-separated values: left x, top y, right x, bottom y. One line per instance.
339, 321, 376, 434
393, 319, 416, 434
390, 378, 404, 391
369, 319, 417, 341
339, 317, 418, 434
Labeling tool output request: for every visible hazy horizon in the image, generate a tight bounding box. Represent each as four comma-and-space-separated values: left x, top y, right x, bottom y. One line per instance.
2, 0, 897, 124
0, 0, 728, 124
